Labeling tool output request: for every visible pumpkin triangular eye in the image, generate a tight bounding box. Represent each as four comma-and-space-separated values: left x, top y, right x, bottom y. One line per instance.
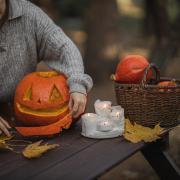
50, 85, 63, 102
23, 86, 32, 101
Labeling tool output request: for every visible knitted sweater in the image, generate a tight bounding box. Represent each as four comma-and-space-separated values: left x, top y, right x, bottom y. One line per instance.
0, 0, 93, 102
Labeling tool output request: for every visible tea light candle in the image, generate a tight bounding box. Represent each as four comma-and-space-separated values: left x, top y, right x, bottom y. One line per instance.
97, 118, 113, 132
81, 113, 98, 135
111, 106, 124, 116
82, 113, 97, 121
110, 106, 124, 126
94, 100, 112, 117
110, 110, 121, 121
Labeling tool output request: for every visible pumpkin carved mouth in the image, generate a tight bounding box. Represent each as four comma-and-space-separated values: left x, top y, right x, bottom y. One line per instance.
16, 103, 69, 117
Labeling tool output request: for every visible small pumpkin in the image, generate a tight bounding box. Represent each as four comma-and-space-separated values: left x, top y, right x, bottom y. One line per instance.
158, 81, 177, 92
14, 71, 72, 136
113, 55, 152, 84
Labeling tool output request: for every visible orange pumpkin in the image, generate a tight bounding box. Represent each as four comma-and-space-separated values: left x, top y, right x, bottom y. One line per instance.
14, 71, 72, 136
114, 55, 152, 84
158, 81, 177, 92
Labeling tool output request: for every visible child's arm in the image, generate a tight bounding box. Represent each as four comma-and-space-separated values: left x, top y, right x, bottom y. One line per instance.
31, 3, 93, 117
32, 4, 93, 95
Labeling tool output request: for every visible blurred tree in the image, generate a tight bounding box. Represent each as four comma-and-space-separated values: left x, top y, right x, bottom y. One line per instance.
144, 0, 170, 39
144, 0, 180, 74
57, 0, 88, 18
84, 0, 120, 82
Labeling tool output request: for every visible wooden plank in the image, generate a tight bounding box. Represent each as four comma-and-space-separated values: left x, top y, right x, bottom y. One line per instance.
0, 124, 83, 166
32, 139, 145, 180
0, 124, 99, 178
0, 127, 79, 165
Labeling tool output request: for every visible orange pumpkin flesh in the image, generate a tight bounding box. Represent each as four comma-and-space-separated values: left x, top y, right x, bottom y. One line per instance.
16, 113, 72, 136
158, 81, 177, 87
158, 81, 177, 92
15, 103, 69, 126
14, 71, 72, 136
115, 55, 152, 84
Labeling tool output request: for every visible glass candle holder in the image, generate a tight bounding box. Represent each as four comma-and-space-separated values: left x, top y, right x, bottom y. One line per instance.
81, 113, 98, 134
109, 106, 124, 126
94, 99, 112, 117
96, 117, 113, 132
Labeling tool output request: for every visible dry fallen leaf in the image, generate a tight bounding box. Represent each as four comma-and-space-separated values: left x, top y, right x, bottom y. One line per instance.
0, 135, 14, 151
123, 133, 141, 143
0, 135, 13, 142
22, 140, 59, 159
0, 141, 14, 151
123, 119, 166, 143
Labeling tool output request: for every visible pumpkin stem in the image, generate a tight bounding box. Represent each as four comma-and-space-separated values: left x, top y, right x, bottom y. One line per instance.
110, 74, 116, 81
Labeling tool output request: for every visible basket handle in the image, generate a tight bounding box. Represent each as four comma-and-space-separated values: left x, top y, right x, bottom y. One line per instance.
141, 63, 160, 86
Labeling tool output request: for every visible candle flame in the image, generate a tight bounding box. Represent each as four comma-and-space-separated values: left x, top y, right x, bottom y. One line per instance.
103, 121, 109, 126
87, 113, 93, 117
103, 104, 108, 108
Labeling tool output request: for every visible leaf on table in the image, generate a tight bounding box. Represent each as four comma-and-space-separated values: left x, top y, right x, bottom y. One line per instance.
0, 135, 14, 151
123, 132, 141, 143
0, 135, 13, 142
22, 140, 59, 159
0, 142, 14, 151
125, 119, 135, 133
123, 119, 166, 143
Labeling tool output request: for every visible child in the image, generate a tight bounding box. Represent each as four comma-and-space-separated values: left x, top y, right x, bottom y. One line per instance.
0, 0, 93, 136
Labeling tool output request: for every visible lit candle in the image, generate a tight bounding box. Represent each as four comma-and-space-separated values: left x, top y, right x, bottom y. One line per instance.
81, 113, 98, 135
97, 117, 113, 132
111, 106, 124, 117
110, 110, 120, 120
109, 106, 124, 126
82, 113, 97, 121
94, 99, 112, 117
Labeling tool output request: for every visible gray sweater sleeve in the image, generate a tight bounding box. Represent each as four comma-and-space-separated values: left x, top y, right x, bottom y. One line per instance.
34, 8, 93, 95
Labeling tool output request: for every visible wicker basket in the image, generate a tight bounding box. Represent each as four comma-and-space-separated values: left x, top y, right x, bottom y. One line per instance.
114, 63, 180, 127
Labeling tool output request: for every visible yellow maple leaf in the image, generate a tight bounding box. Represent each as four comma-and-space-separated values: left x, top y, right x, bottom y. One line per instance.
0, 135, 13, 142
153, 124, 166, 134
123, 133, 141, 143
22, 140, 59, 159
0, 135, 13, 151
0, 142, 14, 151
123, 119, 166, 143
125, 119, 135, 133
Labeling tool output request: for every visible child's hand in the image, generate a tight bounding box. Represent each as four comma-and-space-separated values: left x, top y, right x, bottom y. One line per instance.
69, 92, 87, 118
0, 116, 11, 137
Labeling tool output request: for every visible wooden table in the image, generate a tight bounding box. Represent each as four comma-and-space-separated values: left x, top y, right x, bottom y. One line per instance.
0, 122, 180, 180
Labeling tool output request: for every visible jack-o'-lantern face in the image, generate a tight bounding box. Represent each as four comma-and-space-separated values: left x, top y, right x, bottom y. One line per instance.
14, 71, 70, 126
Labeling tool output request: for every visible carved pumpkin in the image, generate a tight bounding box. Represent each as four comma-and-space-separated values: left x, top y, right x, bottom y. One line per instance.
114, 55, 152, 84
14, 71, 72, 136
